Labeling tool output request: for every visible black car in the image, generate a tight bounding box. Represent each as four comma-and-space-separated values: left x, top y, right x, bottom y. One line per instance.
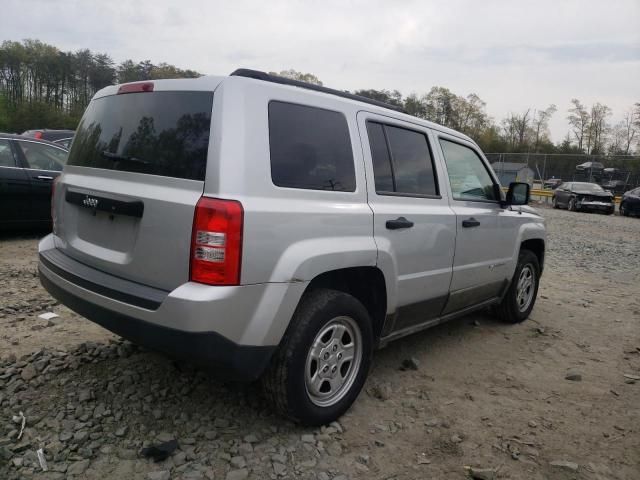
601, 179, 628, 195
22, 129, 75, 149
543, 178, 563, 189
552, 181, 614, 215
575, 161, 604, 172
0, 134, 68, 229
620, 187, 640, 217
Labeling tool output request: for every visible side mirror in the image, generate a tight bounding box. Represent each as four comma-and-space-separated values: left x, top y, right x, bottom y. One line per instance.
506, 182, 530, 206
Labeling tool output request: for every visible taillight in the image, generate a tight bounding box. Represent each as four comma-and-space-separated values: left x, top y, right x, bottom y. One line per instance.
190, 197, 243, 286
34, 131, 43, 139
117, 82, 154, 94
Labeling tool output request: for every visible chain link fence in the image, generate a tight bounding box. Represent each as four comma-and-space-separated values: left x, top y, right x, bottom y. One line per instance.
486, 153, 640, 194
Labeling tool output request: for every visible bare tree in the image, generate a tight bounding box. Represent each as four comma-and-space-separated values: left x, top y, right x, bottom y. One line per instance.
608, 122, 626, 154
501, 114, 519, 149
500, 110, 530, 150
517, 109, 532, 148
458, 93, 489, 139
611, 108, 639, 154
586, 103, 611, 154
634, 102, 640, 153
567, 99, 590, 152
532, 104, 557, 152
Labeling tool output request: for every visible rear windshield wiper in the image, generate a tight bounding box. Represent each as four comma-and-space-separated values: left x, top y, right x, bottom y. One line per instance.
101, 151, 150, 165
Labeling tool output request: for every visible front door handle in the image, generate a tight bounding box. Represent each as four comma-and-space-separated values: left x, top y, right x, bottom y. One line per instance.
386, 217, 414, 230
462, 217, 481, 228
34, 175, 54, 181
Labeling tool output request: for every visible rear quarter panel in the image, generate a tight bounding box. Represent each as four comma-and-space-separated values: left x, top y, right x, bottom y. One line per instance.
205, 78, 377, 286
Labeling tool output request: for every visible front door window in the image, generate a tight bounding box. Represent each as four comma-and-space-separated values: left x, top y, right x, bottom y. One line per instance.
439, 139, 497, 201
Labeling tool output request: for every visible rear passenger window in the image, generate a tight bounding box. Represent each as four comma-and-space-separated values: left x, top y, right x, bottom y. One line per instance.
0, 140, 15, 167
366, 121, 438, 196
366, 123, 393, 192
269, 102, 356, 192
17, 141, 68, 171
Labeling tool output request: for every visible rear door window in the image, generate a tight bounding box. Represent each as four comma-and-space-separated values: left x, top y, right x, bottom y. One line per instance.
17, 141, 68, 171
0, 140, 16, 167
366, 121, 438, 196
366, 122, 394, 192
269, 101, 356, 192
68, 91, 213, 180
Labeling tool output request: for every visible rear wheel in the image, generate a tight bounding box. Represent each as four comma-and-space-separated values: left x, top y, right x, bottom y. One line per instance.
262, 289, 373, 426
495, 249, 540, 324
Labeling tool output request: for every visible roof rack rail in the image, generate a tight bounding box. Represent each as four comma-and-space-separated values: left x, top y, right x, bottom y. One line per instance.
230, 68, 407, 114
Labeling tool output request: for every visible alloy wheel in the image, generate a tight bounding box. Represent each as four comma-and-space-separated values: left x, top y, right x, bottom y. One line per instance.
516, 265, 536, 313
304, 316, 363, 407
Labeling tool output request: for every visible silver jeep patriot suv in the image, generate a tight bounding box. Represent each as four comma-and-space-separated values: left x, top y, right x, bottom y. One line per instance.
38, 69, 545, 425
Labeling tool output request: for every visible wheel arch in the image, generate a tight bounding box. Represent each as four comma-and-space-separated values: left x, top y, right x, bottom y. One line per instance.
301, 266, 388, 341
520, 238, 545, 273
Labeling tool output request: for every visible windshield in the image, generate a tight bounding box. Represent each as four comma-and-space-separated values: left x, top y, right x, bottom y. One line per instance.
573, 183, 604, 192
68, 91, 213, 180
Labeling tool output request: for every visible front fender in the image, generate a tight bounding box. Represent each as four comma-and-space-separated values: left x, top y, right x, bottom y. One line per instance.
509, 220, 546, 277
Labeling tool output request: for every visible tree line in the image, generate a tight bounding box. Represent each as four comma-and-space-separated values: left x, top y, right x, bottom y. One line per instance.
276, 71, 639, 156
0, 39, 199, 133
1, 39, 638, 155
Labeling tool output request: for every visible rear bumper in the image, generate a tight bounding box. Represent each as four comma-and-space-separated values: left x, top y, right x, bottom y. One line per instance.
38, 235, 307, 381
39, 271, 274, 381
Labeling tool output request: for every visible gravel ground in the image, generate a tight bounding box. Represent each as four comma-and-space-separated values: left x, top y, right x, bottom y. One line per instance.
1, 207, 639, 480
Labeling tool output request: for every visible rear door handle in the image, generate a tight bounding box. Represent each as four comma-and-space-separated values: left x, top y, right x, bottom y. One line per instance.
34, 175, 54, 181
386, 217, 414, 230
462, 217, 481, 228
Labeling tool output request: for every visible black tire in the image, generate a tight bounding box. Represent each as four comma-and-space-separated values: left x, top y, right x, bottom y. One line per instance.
620, 202, 629, 217
261, 288, 373, 426
495, 249, 540, 324
552, 196, 559, 209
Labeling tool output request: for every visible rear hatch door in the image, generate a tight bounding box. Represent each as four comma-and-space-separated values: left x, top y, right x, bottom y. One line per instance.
54, 86, 215, 291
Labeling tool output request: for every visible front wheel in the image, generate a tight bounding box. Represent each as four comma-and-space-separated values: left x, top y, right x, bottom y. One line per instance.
262, 289, 373, 426
552, 196, 559, 209
495, 249, 540, 324
568, 197, 578, 212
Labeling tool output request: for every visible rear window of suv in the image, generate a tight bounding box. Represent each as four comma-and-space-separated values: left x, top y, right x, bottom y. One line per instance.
68, 91, 213, 180
268, 101, 356, 192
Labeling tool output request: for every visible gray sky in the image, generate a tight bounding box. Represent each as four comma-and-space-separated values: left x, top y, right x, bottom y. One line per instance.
5, 0, 640, 142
